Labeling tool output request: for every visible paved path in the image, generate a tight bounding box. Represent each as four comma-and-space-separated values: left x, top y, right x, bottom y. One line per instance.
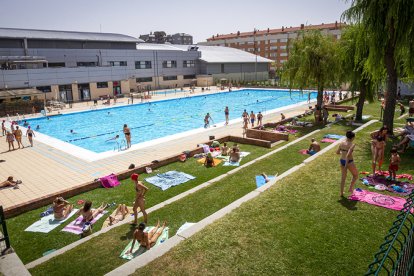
0, 88, 314, 210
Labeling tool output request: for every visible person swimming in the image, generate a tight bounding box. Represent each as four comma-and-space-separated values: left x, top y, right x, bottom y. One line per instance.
106, 134, 119, 142
70, 130, 77, 134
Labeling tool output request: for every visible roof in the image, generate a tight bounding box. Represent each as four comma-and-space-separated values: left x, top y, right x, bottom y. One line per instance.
207, 22, 346, 41
174, 45, 273, 63
0, 88, 43, 99
136, 43, 188, 51
0, 28, 142, 43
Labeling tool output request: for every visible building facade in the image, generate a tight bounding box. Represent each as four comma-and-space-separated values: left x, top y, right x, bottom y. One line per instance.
0, 28, 270, 102
202, 22, 345, 68
139, 31, 193, 45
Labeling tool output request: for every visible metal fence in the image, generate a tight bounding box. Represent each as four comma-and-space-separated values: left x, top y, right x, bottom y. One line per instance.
0, 206, 11, 255
365, 192, 414, 275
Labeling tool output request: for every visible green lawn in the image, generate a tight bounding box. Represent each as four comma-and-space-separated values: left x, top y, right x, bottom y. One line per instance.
28, 120, 359, 276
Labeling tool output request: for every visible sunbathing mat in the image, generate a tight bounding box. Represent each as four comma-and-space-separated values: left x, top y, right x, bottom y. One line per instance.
321, 138, 337, 143
145, 171, 195, 191
348, 189, 407, 211
323, 134, 345, 140
101, 206, 134, 230
223, 160, 241, 166
361, 175, 414, 196
197, 157, 223, 166
25, 209, 78, 233
299, 149, 309, 155
255, 175, 276, 188
62, 211, 107, 235
120, 227, 169, 260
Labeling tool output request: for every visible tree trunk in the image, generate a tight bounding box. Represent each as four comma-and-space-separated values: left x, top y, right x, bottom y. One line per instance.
317, 86, 323, 108
356, 80, 367, 121
383, 22, 397, 133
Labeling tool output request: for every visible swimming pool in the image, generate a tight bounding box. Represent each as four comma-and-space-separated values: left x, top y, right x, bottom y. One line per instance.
22, 89, 316, 154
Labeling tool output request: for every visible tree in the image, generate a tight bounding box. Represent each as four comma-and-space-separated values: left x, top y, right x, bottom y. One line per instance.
342, 0, 414, 131
338, 24, 380, 120
283, 31, 339, 108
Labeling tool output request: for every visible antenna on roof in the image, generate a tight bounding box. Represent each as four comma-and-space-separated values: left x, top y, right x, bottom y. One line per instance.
100, 24, 102, 33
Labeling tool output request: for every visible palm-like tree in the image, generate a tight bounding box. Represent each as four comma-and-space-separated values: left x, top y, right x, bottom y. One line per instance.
338, 24, 381, 121
283, 31, 339, 108
342, 0, 414, 131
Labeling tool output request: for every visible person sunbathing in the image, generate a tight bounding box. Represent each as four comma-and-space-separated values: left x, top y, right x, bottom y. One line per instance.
0, 176, 21, 189
204, 153, 215, 167
261, 173, 271, 183
229, 148, 241, 163
307, 138, 321, 155
221, 142, 229, 156
76, 200, 107, 222
53, 197, 74, 220
109, 204, 129, 226
130, 220, 167, 252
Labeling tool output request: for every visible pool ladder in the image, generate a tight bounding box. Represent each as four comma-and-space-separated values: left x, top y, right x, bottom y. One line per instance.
114, 140, 128, 152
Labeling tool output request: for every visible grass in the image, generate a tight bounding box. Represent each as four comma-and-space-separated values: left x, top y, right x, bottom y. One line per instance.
28, 120, 358, 276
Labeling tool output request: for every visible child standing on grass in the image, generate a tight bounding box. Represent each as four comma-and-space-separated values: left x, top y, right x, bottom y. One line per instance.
389, 147, 401, 181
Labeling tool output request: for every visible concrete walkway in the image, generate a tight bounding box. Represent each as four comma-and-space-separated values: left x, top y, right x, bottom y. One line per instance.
0, 88, 314, 210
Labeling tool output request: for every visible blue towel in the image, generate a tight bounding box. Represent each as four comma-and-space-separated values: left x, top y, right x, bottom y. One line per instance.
323, 134, 345, 140
255, 175, 275, 188
145, 171, 195, 191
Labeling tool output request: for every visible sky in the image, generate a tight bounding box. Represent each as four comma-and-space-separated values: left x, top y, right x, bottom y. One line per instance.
0, 0, 351, 43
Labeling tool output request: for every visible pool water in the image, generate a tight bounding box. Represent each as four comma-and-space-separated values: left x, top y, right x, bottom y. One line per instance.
23, 89, 316, 153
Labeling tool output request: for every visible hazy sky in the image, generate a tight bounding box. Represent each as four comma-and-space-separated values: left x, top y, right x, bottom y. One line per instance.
0, 0, 351, 43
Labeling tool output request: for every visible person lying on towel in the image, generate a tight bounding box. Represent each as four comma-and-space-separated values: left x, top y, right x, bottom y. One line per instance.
109, 204, 129, 226
229, 148, 241, 163
130, 220, 167, 252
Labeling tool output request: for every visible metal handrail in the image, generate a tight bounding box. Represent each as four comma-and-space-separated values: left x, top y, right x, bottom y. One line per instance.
365, 192, 414, 275
0, 206, 11, 255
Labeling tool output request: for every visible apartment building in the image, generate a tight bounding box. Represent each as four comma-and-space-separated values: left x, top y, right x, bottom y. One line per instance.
139, 32, 193, 45
202, 22, 345, 68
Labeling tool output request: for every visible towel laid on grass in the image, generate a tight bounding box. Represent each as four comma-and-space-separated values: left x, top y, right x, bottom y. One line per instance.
196, 157, 223, 166
101, 206, 134, 230
120, 227, 169, 260
145, 171, 195, 191
100, 173, 120, 189
361, 175, 414, 196
61, 211, 107, 235
323, 134, 345, 140
299, 149, 309, 155
321, 138, 337, 143
25, 209, 78, 233
216, 151, 250, 162
176, 222, 196, 234
348, 189, 407, 211
255, 175, 276, 188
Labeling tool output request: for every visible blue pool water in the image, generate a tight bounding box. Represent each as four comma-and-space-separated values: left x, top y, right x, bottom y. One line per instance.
22, 89, 316, 153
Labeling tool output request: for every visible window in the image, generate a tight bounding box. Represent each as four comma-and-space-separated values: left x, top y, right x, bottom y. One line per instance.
135, 61, 152, 69
280, 45, 287, 50
280, 52, 288, 57
77, 62, 97, 67
270, 46, 277, 50
109, 61, 127, 66
162, 60, 177, 68
269, 53, 277, 57
183, 60, 195, 68
97, 82, 108, 88
183, 74, 196, 79
163, 75, 177, 81
220, 64, 225, 73
136, 77, 153, 83
280, 38, 288, 42
36, 86, 52, 92
48, 62, 65, 67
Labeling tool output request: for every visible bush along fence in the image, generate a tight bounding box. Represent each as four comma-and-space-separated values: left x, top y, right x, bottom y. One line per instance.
365, 191, 414, 275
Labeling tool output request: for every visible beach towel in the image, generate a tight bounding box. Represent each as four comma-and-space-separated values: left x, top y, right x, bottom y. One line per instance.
120, 227, 169, 260
323, 134, 345, 140
360, 175, 414, 195
299, 149, 309, 155
223, 160, 240, 166
25, 209, 78, 233
348, 189, 407, 211
61, 211, 107, 235
145, 171, 195, 191
374, 171, 413, 181
176, 222, 196, 234
100, 174, 120, 189
197, 157, 222, 166
321, 138, 337, 143
255, 175, 276, 188
101, 206, 134, 229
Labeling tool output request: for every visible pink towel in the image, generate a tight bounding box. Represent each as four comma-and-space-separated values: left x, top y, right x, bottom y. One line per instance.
299, 149, 309, 155
348, 189, 407, 211
321, 138, 336, 143
100, 174, 120, 188
62, 212, 106, 235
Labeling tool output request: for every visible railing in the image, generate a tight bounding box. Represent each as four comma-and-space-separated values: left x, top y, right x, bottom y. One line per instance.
365, 191, 414, 275
0, 206, 11, 255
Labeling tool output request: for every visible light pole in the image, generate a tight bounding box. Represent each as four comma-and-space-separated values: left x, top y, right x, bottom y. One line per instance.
254, 28, 258, 82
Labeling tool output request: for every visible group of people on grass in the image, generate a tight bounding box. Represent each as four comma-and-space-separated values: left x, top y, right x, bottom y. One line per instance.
3, 120, 35, 151
204, 142, 241, 167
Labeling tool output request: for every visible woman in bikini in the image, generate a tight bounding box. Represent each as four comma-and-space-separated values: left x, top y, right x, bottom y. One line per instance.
53, 197, 74, 220
6, 131, 15, 151
131, 173, 148, 225
123, 124, 131, 148
130, 220, 167, 252
76, 200, 107, 222
26, 126, 35, 147
371, 136, 386, 175
370, 126, 388, 156
108, 204, 129, 226
336, 131, 358, 197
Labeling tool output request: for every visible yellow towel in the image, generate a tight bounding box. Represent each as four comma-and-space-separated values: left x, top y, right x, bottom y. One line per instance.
197, 158, 222, 166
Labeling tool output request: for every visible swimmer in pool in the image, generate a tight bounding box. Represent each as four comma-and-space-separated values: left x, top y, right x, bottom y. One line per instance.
36, 125, 40, 130
70, 130, 77, 134
106, 135, 119, 142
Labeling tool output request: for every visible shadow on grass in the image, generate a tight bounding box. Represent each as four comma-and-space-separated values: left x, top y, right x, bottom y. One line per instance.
338, 197, 358, 211
120, 224, 138, 241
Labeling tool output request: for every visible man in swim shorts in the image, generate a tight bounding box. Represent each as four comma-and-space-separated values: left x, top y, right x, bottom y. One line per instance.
249, 111, 256, 128
13, 126, 24, 149
307, 138, 321, 155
